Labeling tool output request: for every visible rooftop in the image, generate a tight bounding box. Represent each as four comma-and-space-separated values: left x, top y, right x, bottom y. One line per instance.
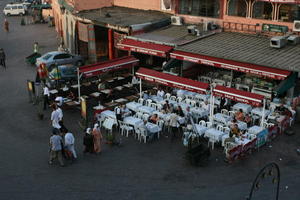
76, 6, 171, 29
130, 25, 206, 46
175, 32, 300, 72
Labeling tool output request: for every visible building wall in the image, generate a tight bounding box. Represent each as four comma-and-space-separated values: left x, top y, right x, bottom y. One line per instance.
114, 0, 175, 13
73, 0, 113, 11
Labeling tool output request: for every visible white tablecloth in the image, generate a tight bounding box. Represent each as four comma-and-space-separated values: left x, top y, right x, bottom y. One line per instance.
227, 121, 247, 130
235, 138, 251, 145
233, 103, 252, 113
146, 123, 161, 133
248, 126, 264, 135
102, 118, 116, 130
123, 117, 143, 127
204, 128, 226, 142
214, 113, 232, 124
138, 106, 155, 114
194, 124, 208, 136
149, 95, 163, 103
126, 102, 142, 112
100, 110, 116, 119
251, 107, 271, 117
191, 107, 209, 118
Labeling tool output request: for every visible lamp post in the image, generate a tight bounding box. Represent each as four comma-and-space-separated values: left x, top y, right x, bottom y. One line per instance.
247, 162, 280, 200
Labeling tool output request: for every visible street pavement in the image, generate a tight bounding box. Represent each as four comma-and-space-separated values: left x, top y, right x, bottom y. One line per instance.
0, 1, 299, 199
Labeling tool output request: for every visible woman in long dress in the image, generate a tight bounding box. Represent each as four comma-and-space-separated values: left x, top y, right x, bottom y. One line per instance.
92, 123, 102, 154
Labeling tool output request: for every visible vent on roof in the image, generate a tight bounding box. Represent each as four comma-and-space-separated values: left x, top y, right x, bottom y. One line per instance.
287, 35, 300, 45
270, 36, 287, 49
171, 16, 183, 26
187, 25, 196, 35
293, 20, 300, 32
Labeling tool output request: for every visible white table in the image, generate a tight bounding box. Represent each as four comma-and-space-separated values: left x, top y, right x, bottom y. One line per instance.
194, 124, 208, 136
61, 87, 69, 92
71, 84, 79, 89
235, 138, 251, 146
227, 120, 247, 130
100, 110, 116, 119
150, 95, 163, 103
146, 122, 161, 134
123, 117, 143, 127
49, 89, 58, 94
195, 94, 209, 101
214, 113, 232, 124
233, 103, 252, 113
248, 126, 264, 135
117, 77, 125, 80
103, 118, 116, 130
115, 86, 124, 91
90, 92, 101, 98
115, 98, 127, 103
191, 107, 209, 118
126, 102, 142, 112
93, 105, 105, 110
205, 128, 226, 142
123, 83, 133, 88
252, 107, 270, 117
100, 89, 111, 94
138, 106, 155, 114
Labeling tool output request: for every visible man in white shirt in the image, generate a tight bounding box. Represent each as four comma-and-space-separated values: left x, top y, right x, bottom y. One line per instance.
51, 104, 61, 130
43, 85, 50, 110
115, 106, 122, 128
56, 106, 65, 131
62, 128, 77, 160
157, 88, 165, 98
55, 96, 64, 107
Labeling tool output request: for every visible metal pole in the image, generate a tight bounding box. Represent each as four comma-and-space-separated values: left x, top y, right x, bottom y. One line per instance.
260, 99, 266, 127
139, 78, 142, 99
77, 68, 81, 103
209, 87, 214, 123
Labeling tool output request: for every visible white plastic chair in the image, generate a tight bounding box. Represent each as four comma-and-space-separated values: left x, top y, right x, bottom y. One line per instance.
199, 120, 206, 127
229, 111, 235, 117
135, 112, 143, 119
145, 99, 152, 107
118, 121, 126, 136
150, 103, 157, 110
176, 97, 183, 103
184, 99, 191, 105
208, 135, 218, 150
170, 96, 177, 101
223, 127, 231, 134
221, 109, 229, 115
190, 100, 196, 107
139, 128, 148, 143
138, 98, 144, 105
142, 114, 150, 121
216, 125, 223, 131
156, 104, 163, 111
206, 122, 213, 128
165, 93, 171, 99
123, 123, 134, 137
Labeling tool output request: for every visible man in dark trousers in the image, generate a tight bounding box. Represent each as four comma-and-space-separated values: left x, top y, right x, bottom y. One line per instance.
83, 128, 94, 154
0, 48, 6, 69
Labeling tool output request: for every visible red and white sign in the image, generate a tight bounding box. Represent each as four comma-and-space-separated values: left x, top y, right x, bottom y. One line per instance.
79, 56, 139, 78
117, 38, 173, 58
170, 51, 290, 80
213, 85, 264, 107
136, 68, 209, 94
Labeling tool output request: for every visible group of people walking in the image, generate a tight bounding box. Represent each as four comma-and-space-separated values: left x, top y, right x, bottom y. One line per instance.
48, 92, 103, 167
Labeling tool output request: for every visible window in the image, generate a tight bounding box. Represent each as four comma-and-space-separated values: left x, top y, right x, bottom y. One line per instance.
278, 4, 300, 22
18, 6, 23, 9
4, 7, 11, 10
253, 1, 272, 20
42, 53, 53, 60
12, 6, 18, 9
179, 0, 220, 18
228, 0, 247, 17
54, 54, 71, 60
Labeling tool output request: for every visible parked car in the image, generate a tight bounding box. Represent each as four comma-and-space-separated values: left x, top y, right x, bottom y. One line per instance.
48, 64, 77, 82
36, 51, 84, 71
3, 3, 26, 16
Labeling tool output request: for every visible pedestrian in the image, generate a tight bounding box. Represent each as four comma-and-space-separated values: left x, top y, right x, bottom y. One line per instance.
62, 128, 77, 161
83, 128, 94, 154
4, 18, 9, 33
43, 85, 50, 110
56, 104, 65, 131
49, 129, 64, 166
115, 105, 122, 128
92, 123, 103, 154
33, 42, 39, 53
50, 104, 61, 130
0, 48, 6, 69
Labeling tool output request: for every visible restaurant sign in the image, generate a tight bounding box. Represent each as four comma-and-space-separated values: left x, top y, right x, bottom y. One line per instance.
170, 52, 288, 80
106, 24, 130, 33
117, 44, 166, 57
136, 73, 207, 94
262, 24, 288, 33
213, 89, 263, 107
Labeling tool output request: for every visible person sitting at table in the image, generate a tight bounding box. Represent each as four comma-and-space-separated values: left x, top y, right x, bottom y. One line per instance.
219, 97, 228, 111
231, 124, 240, 137
224, 132, 235, 145
67, 91, 75, 101
176, 106, 185, 117
157, 88, 165, 98
244, 114, 252, 127
230, 119, 238, 129
163, 100, 171, 113
185, 106, 193, 124
143, 91, 149, 100
201, 101, 210, 111
149, 114, 159, 124
235, 109, 244, 121
131, 76, 139, 91
169, 113, 179, 140
121, 105, 130, 117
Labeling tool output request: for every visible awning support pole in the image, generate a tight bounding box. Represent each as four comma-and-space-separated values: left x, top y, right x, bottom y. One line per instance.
77, 68, 81, 103
209, 86, 214, 124
260, 99, 266, 128
139, 78, 142, 99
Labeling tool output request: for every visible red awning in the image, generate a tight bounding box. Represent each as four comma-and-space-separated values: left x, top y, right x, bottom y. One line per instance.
170, 50, 290, 80
79, 56, 139, 78
258, 0, 300, 3
213, 85, 264, 107
117, 38, 173, 58
136, 67, 209, 94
